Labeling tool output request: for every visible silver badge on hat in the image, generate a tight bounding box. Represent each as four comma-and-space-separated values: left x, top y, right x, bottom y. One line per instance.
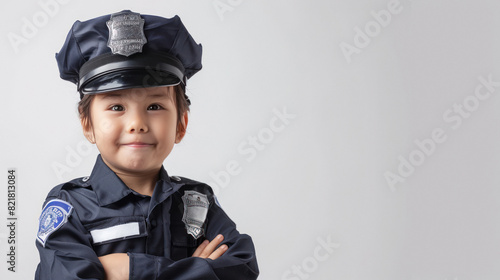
106, 10, 147, 57
181, 190, 209, 239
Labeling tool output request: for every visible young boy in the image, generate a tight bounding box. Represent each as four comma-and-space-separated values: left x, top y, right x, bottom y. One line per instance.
35, 10, 259, 280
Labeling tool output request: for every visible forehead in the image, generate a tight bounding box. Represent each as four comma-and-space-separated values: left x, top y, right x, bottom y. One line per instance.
96, 86, 174, 101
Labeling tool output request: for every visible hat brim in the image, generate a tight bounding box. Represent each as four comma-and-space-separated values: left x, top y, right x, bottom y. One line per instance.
80, 69, 181, 95
78, 52, 185, 95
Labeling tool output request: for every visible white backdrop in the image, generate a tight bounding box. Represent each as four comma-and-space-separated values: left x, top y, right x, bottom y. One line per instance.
1, 0, 500, 279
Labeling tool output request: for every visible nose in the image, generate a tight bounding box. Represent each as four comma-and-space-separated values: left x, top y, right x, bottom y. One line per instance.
126, 109, 149, 133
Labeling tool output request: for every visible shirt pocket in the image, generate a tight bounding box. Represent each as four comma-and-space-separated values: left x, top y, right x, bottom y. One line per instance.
170, 219, 201, 260
84, 216, 148, 256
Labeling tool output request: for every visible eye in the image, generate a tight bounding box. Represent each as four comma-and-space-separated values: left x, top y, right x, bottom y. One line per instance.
147, 104, 163, 110
109, 105, 124, 111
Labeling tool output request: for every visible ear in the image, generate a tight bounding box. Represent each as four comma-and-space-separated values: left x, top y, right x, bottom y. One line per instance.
80, 117, 96, 144
175, 111, 189, 144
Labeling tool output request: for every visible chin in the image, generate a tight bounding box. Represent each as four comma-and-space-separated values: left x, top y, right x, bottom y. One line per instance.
123, 159, 157, 171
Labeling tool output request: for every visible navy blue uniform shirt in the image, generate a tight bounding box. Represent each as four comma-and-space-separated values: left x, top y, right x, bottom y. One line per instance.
35, 155, 259, 279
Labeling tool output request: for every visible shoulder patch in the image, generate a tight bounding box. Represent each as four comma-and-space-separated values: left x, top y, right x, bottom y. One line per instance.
37, 199, 73, 247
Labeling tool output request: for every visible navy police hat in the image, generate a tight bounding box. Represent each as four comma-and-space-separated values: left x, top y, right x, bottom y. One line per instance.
56, 10, 202, 98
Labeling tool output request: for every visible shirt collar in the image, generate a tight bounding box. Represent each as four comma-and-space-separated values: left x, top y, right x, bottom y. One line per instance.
88, 155, 181, 206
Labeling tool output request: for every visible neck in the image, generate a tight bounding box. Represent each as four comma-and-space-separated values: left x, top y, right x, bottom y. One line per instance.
117, 171, 158, 196
116, 170, 159, 196
100, 157, 161, 196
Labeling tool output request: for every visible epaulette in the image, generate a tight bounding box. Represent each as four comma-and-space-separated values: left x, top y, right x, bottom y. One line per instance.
45, 177, 90, 198
169, 176, 214, 196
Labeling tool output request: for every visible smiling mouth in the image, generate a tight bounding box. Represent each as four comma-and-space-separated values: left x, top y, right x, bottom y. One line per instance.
123, 142, 154, 148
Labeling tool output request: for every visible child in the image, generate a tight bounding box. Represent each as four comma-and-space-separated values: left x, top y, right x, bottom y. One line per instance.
35, 10, 259, 280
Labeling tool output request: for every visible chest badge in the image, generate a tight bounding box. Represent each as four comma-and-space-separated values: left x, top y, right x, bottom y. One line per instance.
181, 191, 209, 239
37, 199, 73, 247
106, 10, 147, 57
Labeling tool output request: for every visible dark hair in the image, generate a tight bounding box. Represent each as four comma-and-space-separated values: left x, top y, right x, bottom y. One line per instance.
78, 84, 190, 133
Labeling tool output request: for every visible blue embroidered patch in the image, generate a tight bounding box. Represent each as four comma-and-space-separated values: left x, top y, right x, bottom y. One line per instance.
37, 199, 73, 247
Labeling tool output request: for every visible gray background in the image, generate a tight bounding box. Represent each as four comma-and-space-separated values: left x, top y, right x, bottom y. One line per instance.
1, 0, 500, 279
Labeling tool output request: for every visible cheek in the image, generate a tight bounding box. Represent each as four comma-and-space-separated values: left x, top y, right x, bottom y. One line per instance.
92, 116, 121, 141
153, 120, 177, 142
159, 125, 177, 141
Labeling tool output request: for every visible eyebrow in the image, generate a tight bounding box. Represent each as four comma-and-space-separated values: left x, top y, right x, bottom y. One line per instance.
101, 93, 122, 99
147, 93, 170, 99
100, 91, 171, 100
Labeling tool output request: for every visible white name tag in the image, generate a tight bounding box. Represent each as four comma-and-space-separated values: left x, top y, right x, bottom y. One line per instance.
90, 222, 140, 244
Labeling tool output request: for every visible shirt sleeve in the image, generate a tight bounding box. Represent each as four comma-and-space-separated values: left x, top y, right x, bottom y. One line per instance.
128, 200, 259, 280
34, 195, 105, 280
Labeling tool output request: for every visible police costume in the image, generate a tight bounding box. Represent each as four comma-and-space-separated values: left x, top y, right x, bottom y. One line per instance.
35, 11, 258, 280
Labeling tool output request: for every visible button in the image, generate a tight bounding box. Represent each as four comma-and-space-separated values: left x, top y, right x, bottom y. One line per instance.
147, 220, 157, 231
171, 176, 181, 182
82, 176, 89, 182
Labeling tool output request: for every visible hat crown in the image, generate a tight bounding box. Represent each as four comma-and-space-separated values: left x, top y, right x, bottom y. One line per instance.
56, 11, 202, 94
